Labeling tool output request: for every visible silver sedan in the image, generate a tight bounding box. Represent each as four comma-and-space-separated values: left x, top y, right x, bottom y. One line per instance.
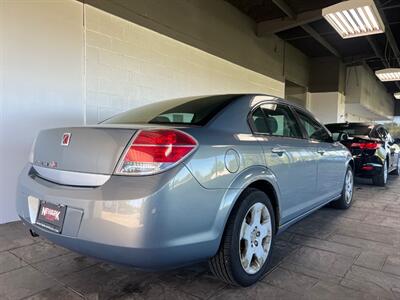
16, 94, 354, 286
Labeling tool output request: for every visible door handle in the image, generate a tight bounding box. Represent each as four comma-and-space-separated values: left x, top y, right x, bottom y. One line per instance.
271, 148, 286, 156
317, 149, 325, 155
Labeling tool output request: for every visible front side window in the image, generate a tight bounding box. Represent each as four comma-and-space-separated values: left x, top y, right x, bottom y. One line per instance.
295, 109, 332, 143
251, 103, 302, 138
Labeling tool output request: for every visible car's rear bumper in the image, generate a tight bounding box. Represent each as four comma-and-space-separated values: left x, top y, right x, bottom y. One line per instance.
19, 216, 216, 269
353, 156, 383, 177
16, 164, 225, 269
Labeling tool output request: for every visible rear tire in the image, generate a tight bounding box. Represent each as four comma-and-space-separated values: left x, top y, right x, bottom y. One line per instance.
209, 188, 275, 286
372, 159, 388, 186
331, 166, 354, 209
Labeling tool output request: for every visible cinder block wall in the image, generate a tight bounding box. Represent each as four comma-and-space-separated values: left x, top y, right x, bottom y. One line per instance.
84, 5, 284, 123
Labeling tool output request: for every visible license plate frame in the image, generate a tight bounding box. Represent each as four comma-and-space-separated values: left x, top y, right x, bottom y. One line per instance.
36, 201, 66, 233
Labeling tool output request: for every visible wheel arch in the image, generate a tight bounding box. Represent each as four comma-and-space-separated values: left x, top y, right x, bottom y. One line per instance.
347, 158, 355, 171
245, 180, 280, 232
213, 166, 281, 252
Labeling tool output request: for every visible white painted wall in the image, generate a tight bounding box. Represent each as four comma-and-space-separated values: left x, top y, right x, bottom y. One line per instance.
0, 0, 84, 223
309, 92, 345, 124
83, 0, 300, 85
345, 112, 372, 122
84, 5, 284, 123
346, 65, 394, 120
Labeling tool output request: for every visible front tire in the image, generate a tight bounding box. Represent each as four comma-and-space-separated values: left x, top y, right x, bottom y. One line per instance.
331, 166, 354, 209
372, 159, 388, 186
209, 188, 275, 286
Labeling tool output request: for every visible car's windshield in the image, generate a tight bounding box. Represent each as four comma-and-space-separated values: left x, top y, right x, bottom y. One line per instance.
102, 95, 239, 125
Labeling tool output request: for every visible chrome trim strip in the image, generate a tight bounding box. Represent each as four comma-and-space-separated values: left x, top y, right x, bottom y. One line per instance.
33, 165, 110, 186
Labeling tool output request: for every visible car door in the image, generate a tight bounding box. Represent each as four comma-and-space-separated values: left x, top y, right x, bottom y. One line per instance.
293, 108, 346, 203
249, 102, 318, 224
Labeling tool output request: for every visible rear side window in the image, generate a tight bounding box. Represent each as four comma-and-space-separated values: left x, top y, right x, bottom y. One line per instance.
251, 103, 302, 138
295, 109, 332, 143
103, 95, 238, 126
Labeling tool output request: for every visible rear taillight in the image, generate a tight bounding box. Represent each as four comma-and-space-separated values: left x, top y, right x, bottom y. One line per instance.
350, 142, 380, 150
361, 165, 374, 171
115, 129, 198, 175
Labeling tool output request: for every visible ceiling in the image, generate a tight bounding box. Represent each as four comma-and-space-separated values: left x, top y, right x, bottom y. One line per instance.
226, 0, 400, 95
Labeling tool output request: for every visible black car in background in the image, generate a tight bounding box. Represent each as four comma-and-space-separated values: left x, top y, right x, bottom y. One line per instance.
325, 123, 400, 186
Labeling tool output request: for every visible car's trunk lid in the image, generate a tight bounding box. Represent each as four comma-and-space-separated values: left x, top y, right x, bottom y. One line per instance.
33, 127, 136, 175
341, 135, 381, 155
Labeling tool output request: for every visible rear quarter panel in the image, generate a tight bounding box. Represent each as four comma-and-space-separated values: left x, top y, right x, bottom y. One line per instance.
182, 96, 266, 189
183, 128, 266, 189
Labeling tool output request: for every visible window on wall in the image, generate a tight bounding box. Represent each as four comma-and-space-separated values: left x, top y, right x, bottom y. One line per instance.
251, 103, 302, 138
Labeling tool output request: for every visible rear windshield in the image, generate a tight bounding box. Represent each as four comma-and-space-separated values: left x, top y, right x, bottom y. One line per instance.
102, 95, 238, 126
325, 124, 373, 136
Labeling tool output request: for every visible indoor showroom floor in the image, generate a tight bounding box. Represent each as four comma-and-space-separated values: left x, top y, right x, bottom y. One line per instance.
1, 178, 400, 300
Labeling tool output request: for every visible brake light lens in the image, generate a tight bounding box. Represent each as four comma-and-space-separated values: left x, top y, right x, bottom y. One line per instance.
115, 129, 198, 175
350, 142, 380, 150
361, 165, 374, 171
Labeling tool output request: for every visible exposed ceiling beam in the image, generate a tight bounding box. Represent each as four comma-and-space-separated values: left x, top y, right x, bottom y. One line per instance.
382, 4, 400, 10
257, 9, 322, 35
271, 0, 295, 18
367, 37, 388, 68
265, 0, 340, 58
343, 54, 378, 64
301, 24, 341, 57
375, 0, 400, 68
367, 36, 400, 91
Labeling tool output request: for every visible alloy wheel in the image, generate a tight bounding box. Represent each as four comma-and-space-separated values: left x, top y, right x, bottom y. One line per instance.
239, 202, 272, 274
345, 169, 354, 204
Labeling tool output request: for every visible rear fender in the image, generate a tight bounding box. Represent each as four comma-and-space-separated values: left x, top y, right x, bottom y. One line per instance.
346, 156, 354, 171
211, 165, 281, 249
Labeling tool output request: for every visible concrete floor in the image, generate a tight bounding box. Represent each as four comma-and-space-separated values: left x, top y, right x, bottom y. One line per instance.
1, 178, 400, 300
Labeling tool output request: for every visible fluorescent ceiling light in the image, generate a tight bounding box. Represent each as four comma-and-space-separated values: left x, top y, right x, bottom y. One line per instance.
375, 68, 400, 82
394, 93, 400, 100
322, 0, 385, 39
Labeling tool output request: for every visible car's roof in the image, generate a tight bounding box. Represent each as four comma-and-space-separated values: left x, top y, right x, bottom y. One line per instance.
177, 93, 309, 109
